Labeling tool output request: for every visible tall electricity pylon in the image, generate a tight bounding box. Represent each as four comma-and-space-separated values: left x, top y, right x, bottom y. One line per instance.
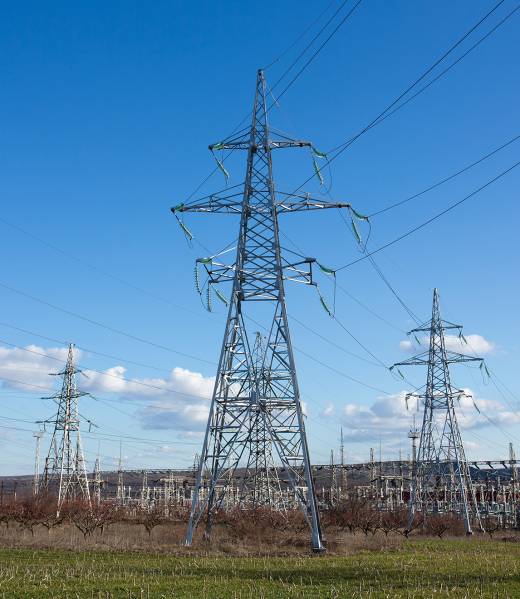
392, 288, 483, 534
41, 344, 91, 512
174, 69, 350, 552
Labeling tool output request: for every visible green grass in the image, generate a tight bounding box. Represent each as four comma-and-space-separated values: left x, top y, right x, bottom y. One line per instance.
0, 539, 518, 598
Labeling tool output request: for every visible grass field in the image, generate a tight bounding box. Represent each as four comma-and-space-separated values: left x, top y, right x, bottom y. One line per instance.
0, 539, 519, 598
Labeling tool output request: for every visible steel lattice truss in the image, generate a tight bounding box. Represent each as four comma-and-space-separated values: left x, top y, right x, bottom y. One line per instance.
41, 344, 91, 513
240, 332, 283, 508
393, 289, 483, 533
175, 70, 349, 552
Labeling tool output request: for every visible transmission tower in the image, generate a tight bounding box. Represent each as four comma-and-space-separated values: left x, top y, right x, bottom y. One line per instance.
175, 69, 350, 552
41, 343, 91, 512
392, 288, 483, 534
240, 332, 283, 508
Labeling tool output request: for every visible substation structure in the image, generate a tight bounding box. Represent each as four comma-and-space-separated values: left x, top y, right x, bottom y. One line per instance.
3, 452, 519, 529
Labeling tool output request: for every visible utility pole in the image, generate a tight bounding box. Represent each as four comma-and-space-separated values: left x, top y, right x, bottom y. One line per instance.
176, 69, 350, 552
33, 431, 44, 496
370, 447, 376, 497
339, 427, 347, 500
509, 442, 517, 526
408, 415, 420, 467
140, 470, 148, 509
116, 441, 124, 505
92, 457, 102, 506
392, 288, 483, 534
41, 344, 91, 513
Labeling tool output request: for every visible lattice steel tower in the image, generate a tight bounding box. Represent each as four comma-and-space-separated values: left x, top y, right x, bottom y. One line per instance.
392, 288, 482, 533
42, 344, 91, 511
240, 332, 283, 509
174, 69, 349, 552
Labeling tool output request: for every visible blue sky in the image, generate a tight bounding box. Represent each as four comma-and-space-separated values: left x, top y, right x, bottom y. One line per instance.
0, 0, 519, 475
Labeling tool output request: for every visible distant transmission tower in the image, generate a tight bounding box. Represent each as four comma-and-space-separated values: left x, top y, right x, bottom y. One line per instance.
392, 288, 483, 534
175, 69, 350, 552
240, 332, 283, 508
41, 343, 91, 512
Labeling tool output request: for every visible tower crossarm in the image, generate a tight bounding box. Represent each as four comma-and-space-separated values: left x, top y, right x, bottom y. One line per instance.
392, 352, 430, 367
394, 352, 482, 368
172, 193, 350, 216
407, 319, 463, 335
275, 192, 351, 213
199, 255, 317, 287
209, 135, 311, 152
444, 352, 482, 364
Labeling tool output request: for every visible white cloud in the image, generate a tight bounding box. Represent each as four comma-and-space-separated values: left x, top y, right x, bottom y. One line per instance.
400, 334, 495, 356
138, 399, 210, 431
0, 344, 79, 391
0, 344, 215, 432
321, 403, 335, 417
324, 388, 520, 444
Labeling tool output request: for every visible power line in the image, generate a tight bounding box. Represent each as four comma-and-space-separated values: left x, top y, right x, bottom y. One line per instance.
280, 229, 407, 333
270, 0, 363, 106
0, 339, 213, 405
289, 0, 511, 193
360, 2, 520, 142
337, 208, 422, 323
369, 132, 520, 218
289, 313, 385, 368
262, 0, 338, 70
0, 321, 180, 376
331, 314, 389, 369
335, 159, 520, 271
0, 215, 212, 322
0, 280, 216, 366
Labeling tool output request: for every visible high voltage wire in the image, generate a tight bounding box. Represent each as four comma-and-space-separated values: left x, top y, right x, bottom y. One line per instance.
183, 0, 361, 202
357, 2, 520, 141
245, 314, 392, 396
0, 339, 213, 404
0, 321, 183, 375
269, 0, 363, 107
0, 415, 199, 448
289, 314, 385, 368
280, 229, 407, 333
335, 159, 520, 271
0, 216, 210, 322
262, 0, 338, 70
337, 208, 422, 324
289, 0, 513, 194
0, 281, 215, 366
368, 132, 520, 218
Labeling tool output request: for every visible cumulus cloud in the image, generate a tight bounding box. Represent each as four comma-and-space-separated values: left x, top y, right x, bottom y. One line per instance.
0, 343, 215, 432
0, 344, 78, 391
321, 403, 335, 417
400, 334, 495, 356
81, 365, 214, 401
324, 388, 520, 443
